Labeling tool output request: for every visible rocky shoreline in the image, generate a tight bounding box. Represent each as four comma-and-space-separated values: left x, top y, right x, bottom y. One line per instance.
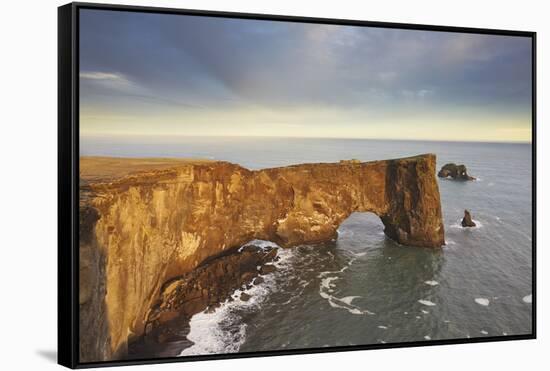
127, 244, 279, 359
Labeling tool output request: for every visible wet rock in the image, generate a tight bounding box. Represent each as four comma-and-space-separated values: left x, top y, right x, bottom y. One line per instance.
461, 210, 476, 227
241, 272, 256, 283
263, 248, 278, 262
205, 305, 217, 313
240, 292, 252, 302
254, 276, 264, 285
438, 163, 475, 181
143, 244, 277, 339
259, 264, 277, 275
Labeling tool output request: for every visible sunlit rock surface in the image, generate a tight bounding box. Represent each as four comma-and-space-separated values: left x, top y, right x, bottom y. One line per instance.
78, 154, 445, 361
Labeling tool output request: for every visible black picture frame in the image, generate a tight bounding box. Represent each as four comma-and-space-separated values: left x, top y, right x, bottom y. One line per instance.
58, 2, 537, 369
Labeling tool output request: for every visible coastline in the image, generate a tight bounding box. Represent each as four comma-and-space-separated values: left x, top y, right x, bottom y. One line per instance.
78, 153, 444, 361
126, 241, 286, 360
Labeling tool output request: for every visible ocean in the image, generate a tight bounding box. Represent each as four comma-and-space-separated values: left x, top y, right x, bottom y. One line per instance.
82, 136, 533, 354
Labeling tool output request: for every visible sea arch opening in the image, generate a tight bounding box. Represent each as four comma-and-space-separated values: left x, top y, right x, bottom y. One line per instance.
336, 212, 388, 249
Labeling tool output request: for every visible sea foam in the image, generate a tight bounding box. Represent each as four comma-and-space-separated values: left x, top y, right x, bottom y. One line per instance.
180, 243, 293, 356
418, 299, 436, 306
449, 218, 483, 229
474, 298, 490, 306
238, 239, 280, 252
318, 259, 374, 315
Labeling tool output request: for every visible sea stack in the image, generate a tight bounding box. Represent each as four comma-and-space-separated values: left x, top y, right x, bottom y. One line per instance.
461, 210, 476, 227
438, 163, 475, 181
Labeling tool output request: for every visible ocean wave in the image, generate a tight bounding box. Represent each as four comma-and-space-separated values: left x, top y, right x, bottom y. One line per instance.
474, 298, 490, 306
320, 276, 339, 293
179, 305, 247, 356
318, 264, 374, 315
318, 263, 352, 278
238, 239, 280, 252
472, 219, 483, 227
340, 296, 361, 305
418, 299, 436, 306
449, 218, 484, 229
325, 295, 375, 315
347, 250, 367, 257
180, 243, 294, 356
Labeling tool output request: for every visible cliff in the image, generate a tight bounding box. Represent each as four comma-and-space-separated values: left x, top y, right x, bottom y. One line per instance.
78, 154, 445, 362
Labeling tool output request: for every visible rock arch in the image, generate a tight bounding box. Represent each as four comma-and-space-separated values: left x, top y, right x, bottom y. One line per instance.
79, 153, 444, 361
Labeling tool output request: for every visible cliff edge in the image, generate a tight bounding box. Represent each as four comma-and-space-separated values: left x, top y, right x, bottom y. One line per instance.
78, 154, 445, 361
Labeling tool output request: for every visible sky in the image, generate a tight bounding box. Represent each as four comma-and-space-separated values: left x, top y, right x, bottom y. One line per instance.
79, 9, 533, 143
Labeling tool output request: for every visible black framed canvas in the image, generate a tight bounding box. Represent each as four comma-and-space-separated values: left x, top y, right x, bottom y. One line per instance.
58, 2, 536, 368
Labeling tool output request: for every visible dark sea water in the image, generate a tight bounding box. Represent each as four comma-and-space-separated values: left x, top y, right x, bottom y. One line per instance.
82, 136, 533, 354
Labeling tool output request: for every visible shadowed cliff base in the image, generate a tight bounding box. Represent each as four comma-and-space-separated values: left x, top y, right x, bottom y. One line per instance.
126, 243, 280, 360
79, 154, 444, 361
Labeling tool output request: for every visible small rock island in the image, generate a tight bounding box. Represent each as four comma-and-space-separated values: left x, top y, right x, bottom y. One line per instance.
438, 163, 475, 181
461, 210, 477, 227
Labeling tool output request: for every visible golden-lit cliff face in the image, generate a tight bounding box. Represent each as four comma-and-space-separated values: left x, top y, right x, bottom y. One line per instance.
78, 154, 444, 362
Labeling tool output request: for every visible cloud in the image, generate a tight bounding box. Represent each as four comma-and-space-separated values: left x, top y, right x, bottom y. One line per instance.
80, 70, 139, 92
80, 69, 205, 110
80, 71, 127, 81
78, 9, 532, 141
79, 10, 531, 111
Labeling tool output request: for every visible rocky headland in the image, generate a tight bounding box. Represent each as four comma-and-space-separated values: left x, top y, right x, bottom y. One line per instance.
78, 154, 445, 361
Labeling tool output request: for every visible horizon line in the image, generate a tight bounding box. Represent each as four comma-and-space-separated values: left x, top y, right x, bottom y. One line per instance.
80, 133, 532, 145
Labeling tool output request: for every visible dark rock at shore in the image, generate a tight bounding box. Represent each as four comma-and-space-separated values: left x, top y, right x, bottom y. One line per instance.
140, 245, 277, 346
126, 315, 193, 360
438, 163, 475, 181
461, 210, 476, 227
240, 292, 252, 302
259, 264, 277, 275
